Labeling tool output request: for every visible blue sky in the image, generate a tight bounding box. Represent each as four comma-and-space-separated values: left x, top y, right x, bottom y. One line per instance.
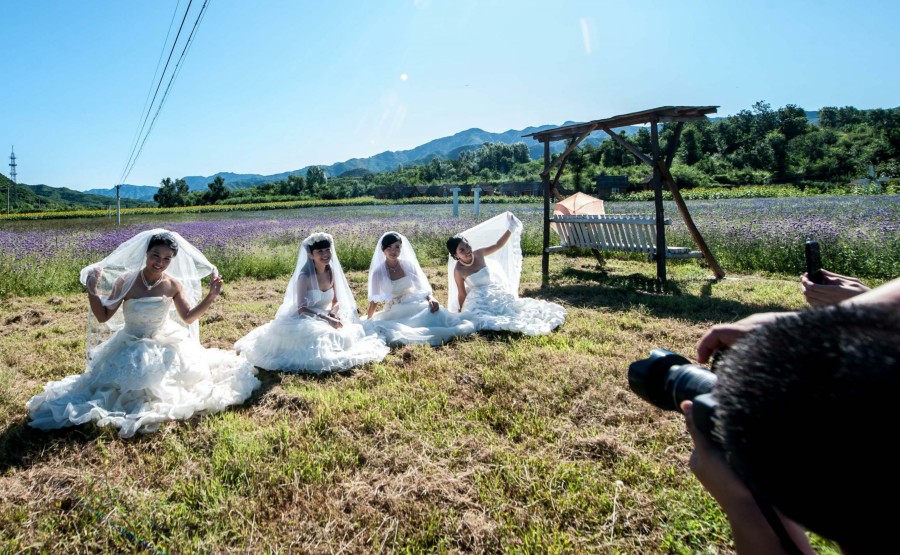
3, 0, 898, 191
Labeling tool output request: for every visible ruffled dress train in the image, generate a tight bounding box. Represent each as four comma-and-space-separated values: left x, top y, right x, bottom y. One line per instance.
461, 267, 566, 335
235, 288, 389, 374
27, 297, 260, 438
365, 276, 475, 346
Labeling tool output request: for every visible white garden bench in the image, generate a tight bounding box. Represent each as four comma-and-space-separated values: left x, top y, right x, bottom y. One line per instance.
548, 214, 702, 261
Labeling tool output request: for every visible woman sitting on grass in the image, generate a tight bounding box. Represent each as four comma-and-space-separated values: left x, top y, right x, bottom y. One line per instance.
447, 211, 566, 336
235, 232, 389, 374
364, 231, 475, 346
27, 229, 261, 438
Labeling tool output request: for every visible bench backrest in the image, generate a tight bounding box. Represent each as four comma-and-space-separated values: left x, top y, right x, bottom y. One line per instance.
551, 214, 670, 254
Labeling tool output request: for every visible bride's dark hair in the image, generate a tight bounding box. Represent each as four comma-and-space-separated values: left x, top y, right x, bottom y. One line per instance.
308, 237, 332, 252
446, 236, 468, 259
381, 233, 402, 251
147, 233, 179, 256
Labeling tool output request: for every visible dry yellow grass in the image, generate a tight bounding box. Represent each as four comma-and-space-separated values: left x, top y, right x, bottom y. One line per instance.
0, 256, 840, 554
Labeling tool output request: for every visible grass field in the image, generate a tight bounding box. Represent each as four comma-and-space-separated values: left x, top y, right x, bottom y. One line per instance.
0, 254, 842, 554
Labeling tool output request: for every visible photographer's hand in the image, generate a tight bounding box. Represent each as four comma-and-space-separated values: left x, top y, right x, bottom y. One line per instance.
682, 400, 752, 507
801, 270, 870, 306
682, 401, 815, 555
696, 312, 788, 364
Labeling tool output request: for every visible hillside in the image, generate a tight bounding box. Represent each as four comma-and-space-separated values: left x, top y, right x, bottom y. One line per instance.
174, 122, 642, 191
66, 107, 833, 197
0, 175, 153, 212
83, 184, 160, 202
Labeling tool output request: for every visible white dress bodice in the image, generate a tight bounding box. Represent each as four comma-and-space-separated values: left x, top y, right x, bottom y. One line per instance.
391, 275, 415, 298
27, 295, 259, 438
364, 275, 475, 346
303, 287, 335, 314
464, 266, 502, 289
122, 296, 171, 338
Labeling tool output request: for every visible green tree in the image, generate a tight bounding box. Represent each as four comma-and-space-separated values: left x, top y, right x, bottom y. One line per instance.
777, 104, 808, 141
818, 107, 839, 128
569, 147, 587, 192
278, 174, 306, 196
680, 127, 702, 165
203, 176, 229, 204
306, 166, 327, 188
154, 177, 189, 207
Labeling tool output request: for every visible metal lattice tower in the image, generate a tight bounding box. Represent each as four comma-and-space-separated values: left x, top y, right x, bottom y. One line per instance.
6, 146, 14, 215
8, 146, 16, 183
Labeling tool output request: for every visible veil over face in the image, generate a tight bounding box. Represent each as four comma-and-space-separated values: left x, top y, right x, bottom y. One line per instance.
367, 231, 433, 303
276, 232, 360, 322
80, 228, 217, 358
446, 212, 523, 312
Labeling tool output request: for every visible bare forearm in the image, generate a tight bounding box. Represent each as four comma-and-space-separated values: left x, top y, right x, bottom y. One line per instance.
723, 501, 814, 555
182, 293, 216, 324
844, 276, 900, 309
87, 293, 116, 322
483, 230, 512, 256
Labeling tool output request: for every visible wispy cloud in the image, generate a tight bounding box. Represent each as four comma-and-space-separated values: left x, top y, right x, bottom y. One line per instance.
580, 18, 592, 54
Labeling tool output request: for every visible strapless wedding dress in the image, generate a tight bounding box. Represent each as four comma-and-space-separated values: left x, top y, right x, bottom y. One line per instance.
461, 267, 566, 335
235, 287, 389, 374
364, 275, 475, 346
27, 297, 260, 438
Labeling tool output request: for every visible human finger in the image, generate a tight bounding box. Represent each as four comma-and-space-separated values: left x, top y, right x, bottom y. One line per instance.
697, 327, 730, 364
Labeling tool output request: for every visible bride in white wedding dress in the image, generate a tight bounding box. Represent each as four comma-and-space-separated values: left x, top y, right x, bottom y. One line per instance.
235, 232, 389, 373
364, 232, 475, 346
447, 212, 566, 335
26, 229, 261, 438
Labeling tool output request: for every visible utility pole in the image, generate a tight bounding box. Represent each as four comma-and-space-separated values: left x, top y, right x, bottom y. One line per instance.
8, 146, 16, 216
116, 184, 122, 225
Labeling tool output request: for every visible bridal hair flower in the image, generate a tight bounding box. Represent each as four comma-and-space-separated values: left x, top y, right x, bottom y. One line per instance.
304, 232, 331, 246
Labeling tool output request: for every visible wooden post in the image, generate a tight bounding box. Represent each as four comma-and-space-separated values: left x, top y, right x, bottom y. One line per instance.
541, 141, 551, 288
650, 118, 666, 288
657, 161, 726, 279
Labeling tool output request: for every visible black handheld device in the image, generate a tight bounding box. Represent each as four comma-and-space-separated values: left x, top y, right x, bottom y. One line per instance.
805, 240, 823, 284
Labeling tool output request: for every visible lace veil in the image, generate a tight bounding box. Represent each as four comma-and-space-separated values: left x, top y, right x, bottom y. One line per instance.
80, 228, 216, 358
367, 231, 433, 303
447, 211, 523, 312
275, 232, 360, 322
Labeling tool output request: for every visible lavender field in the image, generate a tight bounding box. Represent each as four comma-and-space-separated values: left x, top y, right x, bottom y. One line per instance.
0, 196, 897, 297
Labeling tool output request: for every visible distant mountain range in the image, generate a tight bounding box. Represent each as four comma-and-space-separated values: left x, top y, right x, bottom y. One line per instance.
84, 122, 646, 198
16, 110, 825, 204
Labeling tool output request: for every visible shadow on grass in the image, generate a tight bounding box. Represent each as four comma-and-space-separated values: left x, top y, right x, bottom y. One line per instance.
526, 266, 788, 324
0, 369, 289, 473
0, 419, 108, 472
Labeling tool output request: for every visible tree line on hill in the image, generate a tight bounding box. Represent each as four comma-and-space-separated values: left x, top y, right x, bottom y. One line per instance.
0, 173, 152, 213
150, 102, 899, 207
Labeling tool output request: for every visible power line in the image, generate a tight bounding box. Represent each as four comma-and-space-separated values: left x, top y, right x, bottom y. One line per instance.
118, 1, 185, 183
117, 0, 211, 187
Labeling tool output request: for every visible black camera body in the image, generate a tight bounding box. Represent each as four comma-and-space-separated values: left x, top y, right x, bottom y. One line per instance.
628, 349, 719, 442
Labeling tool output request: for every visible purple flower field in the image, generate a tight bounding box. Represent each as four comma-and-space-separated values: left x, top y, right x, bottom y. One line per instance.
0, 197, 896, 297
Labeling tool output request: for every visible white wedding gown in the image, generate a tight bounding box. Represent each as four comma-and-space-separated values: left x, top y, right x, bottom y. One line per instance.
461, 266, 566, 335
235, 287, 389, 374
27, 297, 261, 438
365, 275, 475, 346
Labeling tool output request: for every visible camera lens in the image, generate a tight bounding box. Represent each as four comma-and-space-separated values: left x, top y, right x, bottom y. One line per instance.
628, 349, 718, 412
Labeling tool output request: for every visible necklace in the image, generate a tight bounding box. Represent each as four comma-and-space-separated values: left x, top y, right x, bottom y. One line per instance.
457, 255, 475, 267
140, 270, 164, 290
386, 262, 401, 274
